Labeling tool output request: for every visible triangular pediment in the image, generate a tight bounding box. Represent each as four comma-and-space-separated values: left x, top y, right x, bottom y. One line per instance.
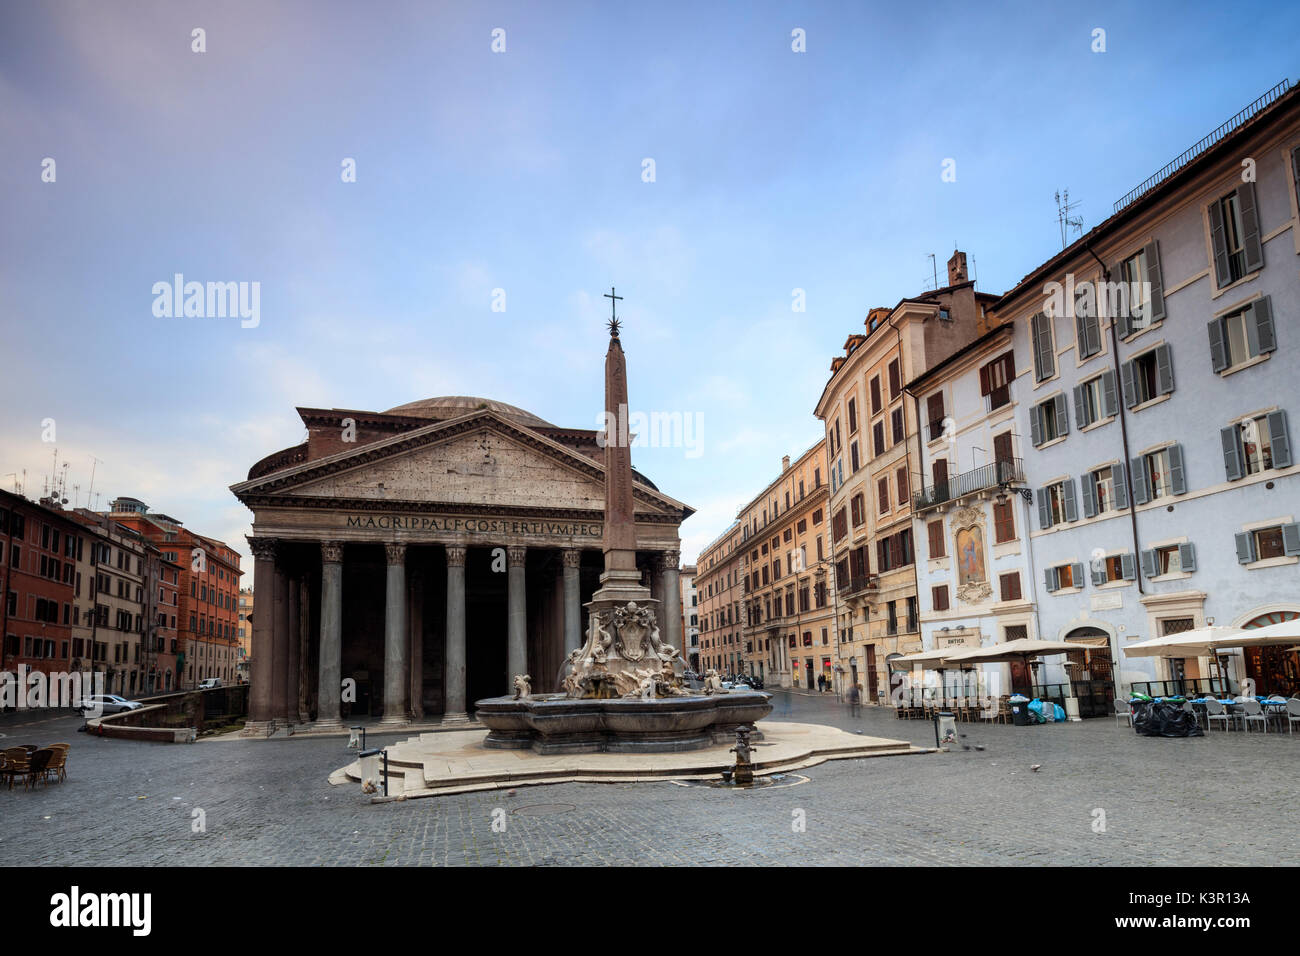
231, 410, 688, 518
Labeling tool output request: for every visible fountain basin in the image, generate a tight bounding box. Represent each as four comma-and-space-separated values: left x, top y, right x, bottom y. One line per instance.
474, 691, 774, 754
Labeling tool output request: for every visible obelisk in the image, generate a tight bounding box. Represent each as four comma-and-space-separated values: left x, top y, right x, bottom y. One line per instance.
591, 291, 653, 608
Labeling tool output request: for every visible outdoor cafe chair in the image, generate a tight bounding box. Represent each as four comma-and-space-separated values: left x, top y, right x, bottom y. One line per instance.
26, 749, 53, 787
41, 748, 67, 784
1285, 699, 1300, 735
4, 750, 33, 789
1239, 699, 1269, 733
1205, 698, 1233, 732
1113, 699, 1133, 728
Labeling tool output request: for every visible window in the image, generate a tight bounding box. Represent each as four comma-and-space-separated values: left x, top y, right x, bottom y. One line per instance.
877, 477, 889, 514
870, 376, 882, 414
1113, 243, 1166, 336
932, 585, 950, 611
1122, 345, 1173, 407
848, 397, 858, 433
1209, 297, 1276, 372
980, 350, 1015, 410
1038, 478, 1078, 529
1090, 553, 1136, 585
993, 499, 1015, 543
1045, 562, 1082, 592
999, 572, 1022, 602
812, 508, 823, 525
850, 494, 865, 528
1236, 524, 1300, 563
1031, 394, 1068, 446
813, 467, 821, 488
872, 421, 885, 456
927, 392, 946, 441
888, 359, 901, 399
1131, 445, 1184, 503
1209, 184, 1263, 288
927, 520, 946, 558
1073, 371, 1117, 428
1082, 465, 1124, 518
832, 508, 848, 542
895, 466, 908, 505
850, 441, 860, 473
1031, 311, 1055, 381
891, 408, 904, 444
1142, 543, 1196, 577
1222, 411, 1292, 480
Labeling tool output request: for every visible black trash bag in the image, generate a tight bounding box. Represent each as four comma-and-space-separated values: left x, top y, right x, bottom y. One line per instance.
1132, 700, 1204, 737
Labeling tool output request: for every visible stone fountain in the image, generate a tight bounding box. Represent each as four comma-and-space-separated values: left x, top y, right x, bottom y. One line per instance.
474, 301, 772, 753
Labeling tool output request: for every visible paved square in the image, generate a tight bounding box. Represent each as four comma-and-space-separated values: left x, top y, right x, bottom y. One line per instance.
2, 691, 1296, 866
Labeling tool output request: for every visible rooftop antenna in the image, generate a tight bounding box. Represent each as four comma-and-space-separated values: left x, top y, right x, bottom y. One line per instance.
87, 455, 102, 511
927, 254, 938, 292
1055, 189, 1084, 250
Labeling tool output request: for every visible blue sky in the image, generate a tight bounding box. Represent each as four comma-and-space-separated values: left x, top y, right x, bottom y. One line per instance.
1, 0, 1296, 571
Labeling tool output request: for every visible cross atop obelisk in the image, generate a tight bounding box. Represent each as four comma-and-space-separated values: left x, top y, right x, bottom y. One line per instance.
604, 286, 623, 337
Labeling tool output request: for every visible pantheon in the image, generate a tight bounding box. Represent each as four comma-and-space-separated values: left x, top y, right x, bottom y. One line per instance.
231, 396, 692, 730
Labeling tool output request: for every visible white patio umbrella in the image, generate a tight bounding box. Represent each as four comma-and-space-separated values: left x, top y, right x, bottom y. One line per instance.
1122, 626, 1242, 658
1208, 618, 1300, 651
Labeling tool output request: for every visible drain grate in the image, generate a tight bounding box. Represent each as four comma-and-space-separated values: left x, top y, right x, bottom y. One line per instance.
510, 803, 577, 816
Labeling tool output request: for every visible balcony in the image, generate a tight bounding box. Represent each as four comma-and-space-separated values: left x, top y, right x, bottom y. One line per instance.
839, 574, 879, 601
912, 458, 1023, 513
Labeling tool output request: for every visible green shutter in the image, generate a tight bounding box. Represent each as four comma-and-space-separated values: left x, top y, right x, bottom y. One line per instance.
1208, 199, 1231, 287
1054, 394, 1068, 438
1113, 260, 1132, 338
1101, 369, 1118, 419
1140, 549, 1157, 578
1177, 543, 1196, 573
1155, 344, 1174, 395
1266, 410, 1291, 469
1074, 384, 1089, 429
1044, 567, 1058, 592
1081, 471, 1097, 518
1234, 531, 1254, 564
1030, 403, 1042, 446
1283, 524, 1300, 558
1248, 297, 1276, 356
1131, 456, 1150, 505
1221, 425, 1244, 480
1070, 562, 1085, 587
1207, 318, 1228, 372
1167, 443, 1186, 495
1121, 359, 1137, 408
1236, 182, 1264, 274
1120, 553, 1136, 580
1143, 241, 1166, 323
1111, 461, 1129, 511
1062, 477, 1078, 522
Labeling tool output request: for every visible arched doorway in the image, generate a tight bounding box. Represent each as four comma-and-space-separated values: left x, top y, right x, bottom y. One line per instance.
1241, 610, 1300, 697
1064, 626, 1115, 718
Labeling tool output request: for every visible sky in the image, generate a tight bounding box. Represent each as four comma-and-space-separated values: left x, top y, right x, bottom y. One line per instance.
1, 0, 1297, 574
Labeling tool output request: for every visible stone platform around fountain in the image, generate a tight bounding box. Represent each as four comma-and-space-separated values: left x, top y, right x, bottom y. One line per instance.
329, 720, 932, 800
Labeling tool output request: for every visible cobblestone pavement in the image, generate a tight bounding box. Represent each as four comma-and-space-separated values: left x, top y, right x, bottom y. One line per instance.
2, 693, 1297, 866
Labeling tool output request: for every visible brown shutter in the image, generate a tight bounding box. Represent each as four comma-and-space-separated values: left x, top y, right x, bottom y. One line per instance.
979, 363, 992, 396
927, 520, 944, 558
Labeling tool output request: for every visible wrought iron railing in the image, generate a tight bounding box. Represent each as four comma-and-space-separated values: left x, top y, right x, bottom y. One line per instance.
912, 458, 1023, 512
1114, 79, 1292, 213
840, 574, 878, 598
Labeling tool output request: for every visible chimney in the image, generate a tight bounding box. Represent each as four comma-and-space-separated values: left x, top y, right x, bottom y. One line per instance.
947, 250, 968, 285
782, 455, 791, 472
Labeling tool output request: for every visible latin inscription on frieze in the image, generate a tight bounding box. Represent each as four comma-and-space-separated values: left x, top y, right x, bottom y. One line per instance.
344, 514, 601, 537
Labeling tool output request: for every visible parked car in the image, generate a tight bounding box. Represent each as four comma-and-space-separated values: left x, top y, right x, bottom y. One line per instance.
77, 694, 142, 716
198, 678, 223, 689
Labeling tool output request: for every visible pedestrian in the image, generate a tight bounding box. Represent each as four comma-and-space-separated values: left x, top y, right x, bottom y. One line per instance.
817, 673, 825, 693
848, 683, 862, 717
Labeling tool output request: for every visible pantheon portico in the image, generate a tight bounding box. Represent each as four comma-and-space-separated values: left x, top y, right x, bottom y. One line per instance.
231, 397, 692, 730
